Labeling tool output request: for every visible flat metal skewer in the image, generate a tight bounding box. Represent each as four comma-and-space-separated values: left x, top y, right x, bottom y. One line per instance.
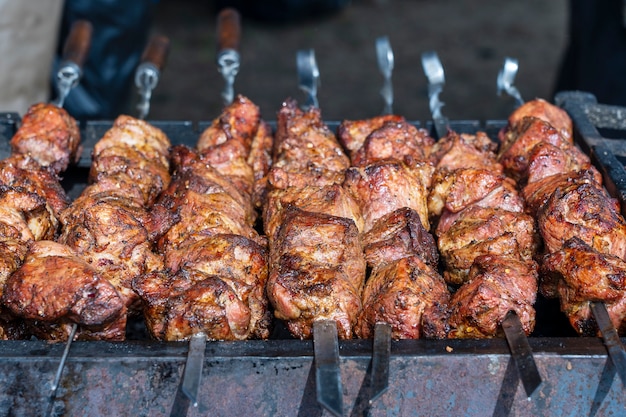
501, 310, 542, 398
52, 20, 92, 108
297, 49, 320, 110
135, 35, 170, 120
181, 332, 207, 408
421, 51, 449, 139
497, 57, 524, 108
369, 322, 392, 404
216, 8, 241, 106
47, 323, 78, 417
376, 36, 394, 115
591, 301, 626, 386
313, 320, 343, 417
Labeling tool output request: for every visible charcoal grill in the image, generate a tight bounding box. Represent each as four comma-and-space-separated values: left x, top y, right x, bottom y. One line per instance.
0, 90, 623, 416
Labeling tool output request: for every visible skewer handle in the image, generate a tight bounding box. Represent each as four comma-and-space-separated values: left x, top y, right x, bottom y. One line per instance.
217, 8, 241, 54
62, 20, 93, 68
141, 35, 170, 72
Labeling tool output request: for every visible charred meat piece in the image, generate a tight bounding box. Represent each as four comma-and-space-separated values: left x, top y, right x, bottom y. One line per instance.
356, 255, 450, 340
263, 184, 364, 240
448, 254, 538, 338
2, 240, 126, 341
503, 98, 573, 142
350, 121, 435, 167
337, 114, 406, 159
0, 154, 70, 219
267, 206, 366, 339
344, 160, 433, 232
525, 141, 600, 186
537, 175, 626, 258
134, 234, 271, 341
541, 238, 626, 335
247, 120, 274, 208
362, 207, 438, 269
430, 131, 502, 173
10, 103, 81, 173
437, 206, 538, 285
269, 99, 350, 189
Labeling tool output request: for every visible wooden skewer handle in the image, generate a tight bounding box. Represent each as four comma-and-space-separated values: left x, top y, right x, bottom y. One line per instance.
62, 20, 93, 67
141, 35, 170, 72
217, 8, 241, 53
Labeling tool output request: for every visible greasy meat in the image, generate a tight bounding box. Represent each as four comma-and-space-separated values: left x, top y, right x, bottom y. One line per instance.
1, 240, 126, 341
356, 255, 450, 339
437, 206, 538, 285
344, 160, 433, 232
10, 103, 81, 173
430, 131, 502, 173
448, 255, 538, 338
349, 120, 435, 167
269, 99, 350, 189
362, 207, 438, 269
247, 120, 274, 208
337, 114, 405, 159
267, 206, 365, 339
503, 98, 573, 142
537, 175, 626, 258
133, 234, 271, 341
542, 238, 626, 335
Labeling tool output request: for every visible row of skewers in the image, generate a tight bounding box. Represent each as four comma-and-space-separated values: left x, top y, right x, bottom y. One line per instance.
0, 9, 624, 416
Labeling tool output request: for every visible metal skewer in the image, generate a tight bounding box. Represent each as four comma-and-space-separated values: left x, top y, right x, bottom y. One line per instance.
590, 302, 626, 385
497, 57, 524, 108
421, 51, 449, 139
216, 8, 241, 106
376, 36, 394, 115
52, 20, 93, 108
369, 322, 392, 404
313, 320, 343, 417
501, 311, 542, 398
46, 323, 78, 417
135, 34, 170, 120
297, 49, 320, 110
180, 332, 207, 408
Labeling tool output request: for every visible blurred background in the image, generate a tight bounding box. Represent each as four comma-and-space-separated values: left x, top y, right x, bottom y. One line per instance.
0, 0, 575, 123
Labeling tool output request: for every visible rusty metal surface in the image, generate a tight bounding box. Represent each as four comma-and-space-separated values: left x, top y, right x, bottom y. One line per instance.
0, 339, 623, 416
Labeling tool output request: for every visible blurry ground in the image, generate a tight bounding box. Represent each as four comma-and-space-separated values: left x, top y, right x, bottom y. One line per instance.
147, 0, 569, 124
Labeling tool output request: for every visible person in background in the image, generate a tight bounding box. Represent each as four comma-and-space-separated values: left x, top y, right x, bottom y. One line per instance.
51, 0, 158, 120
554, 0, 626, 106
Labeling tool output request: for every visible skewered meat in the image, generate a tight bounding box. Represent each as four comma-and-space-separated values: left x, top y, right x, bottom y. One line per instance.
430, 131, 502, 173
269, 99, 350, 189
362, 207, 438, 270
10, 103, 81, 173
344, 160, 433, 232
536, 171, 626, 258
356, 255, 449, 339
267, 206, 365, 339
337, 114, 405, 159
437, 206, 538, 285
542, 238, 626, 335
247, 120, 274, 208
134, 234, 271, 341
135, 95, 271, 341
448, 254, 538, 338
2, 240, 126, 341
503, 98, 573, 142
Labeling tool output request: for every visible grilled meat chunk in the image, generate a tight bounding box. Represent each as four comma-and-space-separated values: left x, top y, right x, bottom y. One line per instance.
537, 174, 626, 258
350, 121, 435, 167
503, 98, 573, 142
448, 255, 538, 338
10, 103, 81, 173
356, 255, 450, 339
263, 184, 364, 240
269, 99, 350, 189
541, 238, 626, 335
344, 160, 433, 232
362, 207, 438, 269
337, 114, 406, 159
430, 131, 502, 173
267, 206, 366, 339
134, 234, 271, 341
437, 206, 538, 285
2, 240, 126, 341
247, 120, 274, 208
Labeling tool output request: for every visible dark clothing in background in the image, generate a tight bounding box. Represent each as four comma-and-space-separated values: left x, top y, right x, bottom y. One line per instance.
554, 0, 626, 105
52, 0, 156, 120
